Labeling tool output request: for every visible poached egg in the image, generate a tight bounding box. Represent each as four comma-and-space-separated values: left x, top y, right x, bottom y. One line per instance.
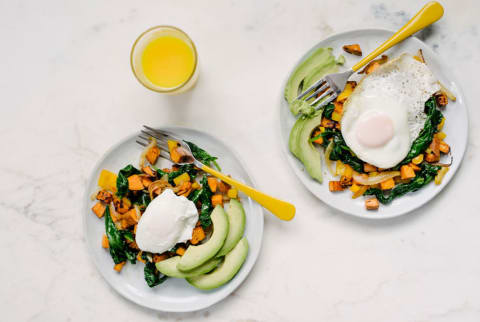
135, 188, 198, 254
341, 54, 440, 168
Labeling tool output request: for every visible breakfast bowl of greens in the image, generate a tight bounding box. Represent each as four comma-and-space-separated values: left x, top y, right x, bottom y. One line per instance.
279, 29, 468, 218
83, 127, 263, 312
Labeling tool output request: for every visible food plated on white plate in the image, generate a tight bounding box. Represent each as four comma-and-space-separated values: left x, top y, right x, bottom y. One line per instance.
90, 136, 249, 290
286, 47, 452, 212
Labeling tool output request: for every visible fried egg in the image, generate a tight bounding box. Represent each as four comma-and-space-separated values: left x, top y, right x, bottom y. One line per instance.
341, 54, 440, 168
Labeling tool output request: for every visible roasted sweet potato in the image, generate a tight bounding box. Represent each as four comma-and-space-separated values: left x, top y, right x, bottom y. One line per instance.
207, 177, 218, 193
429, 138, 441, 159
342, 44, 362, 56
439, 141, 450, 154
142, 166, 155, 177
114, 261, 126, 272
425, 152, 440, 163
211, 194, 223, 207
176, 247, 186, 256
96, 190, 113, 203
340, 175, 353, 187
113, 196, 131, 214
141, 176, 152, 188
128, 174, 144, 191
329, 181, 344, 192
400, 165, 416, 180
359, 55, 388, 74
321, 117, 335, 128
365, 197, 379, 210
146, 146, 160, 165
380, 178, 395, 190
190, 226, 206, 245
102, 234, 109, 248
92, 202, 106, 218
153, 254, 169, 263
218, 181, 231, 194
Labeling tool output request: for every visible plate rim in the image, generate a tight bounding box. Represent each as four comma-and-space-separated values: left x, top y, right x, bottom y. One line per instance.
278, 28, 469, 219
82, 126, 264, 312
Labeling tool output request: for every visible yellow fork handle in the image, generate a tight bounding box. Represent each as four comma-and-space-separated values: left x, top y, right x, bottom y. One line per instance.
352, 1, 444, 72
201, 165, 296, 221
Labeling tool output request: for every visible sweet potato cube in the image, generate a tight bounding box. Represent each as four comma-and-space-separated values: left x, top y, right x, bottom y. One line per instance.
153, 254, 169, 263
176, 247, 186, 256
207, 177, 218, 193
142, 166, 155, 177
365, 197, 379, 210
218, 181, 230, 193
211, 194, 223, 207
102, 234, 109, 248
146, 146, 160, 165
380, 178, 395, 190
329, 181, 344, 192
425, 152, 440, 163
114, 261, 126, 272
439, 141, 450, 154
92, 202, 106, 218
190, 226, 206, 245
96, 190, 113, 203
409, 163, 421, 171
400, 165, 416, 180
128, 174, 144, 191
342, 44, 362, 56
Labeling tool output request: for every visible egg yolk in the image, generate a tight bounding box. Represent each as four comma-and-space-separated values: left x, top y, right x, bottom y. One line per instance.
355, 112, 394, 148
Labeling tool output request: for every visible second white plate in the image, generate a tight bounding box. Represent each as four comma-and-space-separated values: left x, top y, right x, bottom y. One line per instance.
279, 29, 468, 219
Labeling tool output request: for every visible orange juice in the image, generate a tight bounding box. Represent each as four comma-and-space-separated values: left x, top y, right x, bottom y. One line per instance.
141, 36, 195, 88
131, 26, 198, 94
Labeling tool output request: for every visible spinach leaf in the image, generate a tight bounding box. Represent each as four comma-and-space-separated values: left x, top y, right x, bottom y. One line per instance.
116, 164, 141, 198
198, 175, 213, 228
400, 97, 443, 165
105, 206, 138, 264
318, 128, 337, 148
188, 189, 202, 204
125, 247, 138, 264
132, 191, 151, 209
144, 261, 168, 288
365, 163, 441, 204
185, 141, 221, 171
151, 165, 167, 178
105, 206, 127, 264
323, 102, 335, 120
329, 132, 364, 172
188, 175, 213, 228
123, 230, 134, 242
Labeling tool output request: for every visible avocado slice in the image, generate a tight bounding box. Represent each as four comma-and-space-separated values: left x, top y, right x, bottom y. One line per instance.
177, 205, 228, 271
284, 47, 337, 115
290, 110, 324, 183
288, 116, 305, 159
187, 237, 249, 290
217, 199, 246, 257
156, 256, 222, 278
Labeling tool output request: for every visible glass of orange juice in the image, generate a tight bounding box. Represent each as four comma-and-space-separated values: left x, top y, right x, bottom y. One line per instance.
130, 26, 198, 94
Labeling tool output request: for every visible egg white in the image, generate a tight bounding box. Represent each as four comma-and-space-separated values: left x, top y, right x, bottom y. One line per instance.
341, 54, 440, 168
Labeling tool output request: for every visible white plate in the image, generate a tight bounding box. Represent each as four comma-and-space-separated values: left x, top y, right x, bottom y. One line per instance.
83, 127, 264, 312
279, 29, 468, 219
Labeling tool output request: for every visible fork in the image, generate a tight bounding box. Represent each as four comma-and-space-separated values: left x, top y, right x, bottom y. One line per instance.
137, 126, 296, 221
296, 1, 444, 108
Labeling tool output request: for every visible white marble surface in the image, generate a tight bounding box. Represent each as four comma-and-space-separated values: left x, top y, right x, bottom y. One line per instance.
1, 0, 479, 321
